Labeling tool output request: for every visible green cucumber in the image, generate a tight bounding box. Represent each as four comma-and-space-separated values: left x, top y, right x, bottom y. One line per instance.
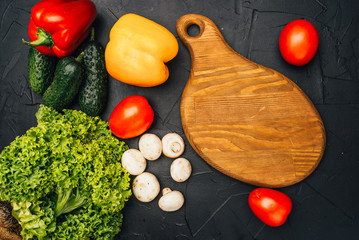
78, 28, 108, 116
28, 47, 57, 94
42, 53, 84, 111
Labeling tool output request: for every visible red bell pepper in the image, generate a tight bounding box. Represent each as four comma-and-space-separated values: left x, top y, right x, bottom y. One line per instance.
23, 0, 97, 58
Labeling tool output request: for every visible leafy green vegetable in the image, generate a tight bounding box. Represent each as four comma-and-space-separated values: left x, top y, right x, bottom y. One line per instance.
0, 105, 131, 239
55, 187, 87, 217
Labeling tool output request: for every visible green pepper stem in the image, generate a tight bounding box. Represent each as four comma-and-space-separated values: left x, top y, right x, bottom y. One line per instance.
90, 27, 95, 41
76, 52, 85, 62
22, 27, 54, 47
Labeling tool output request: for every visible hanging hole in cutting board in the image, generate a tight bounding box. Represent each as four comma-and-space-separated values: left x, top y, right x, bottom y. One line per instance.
186, 24, 201, 37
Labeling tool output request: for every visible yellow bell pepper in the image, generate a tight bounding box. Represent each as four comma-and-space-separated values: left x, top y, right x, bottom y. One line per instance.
105, 13, 179, 87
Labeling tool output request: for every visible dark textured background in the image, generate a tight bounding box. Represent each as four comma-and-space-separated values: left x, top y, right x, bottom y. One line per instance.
1, 0, 359, 239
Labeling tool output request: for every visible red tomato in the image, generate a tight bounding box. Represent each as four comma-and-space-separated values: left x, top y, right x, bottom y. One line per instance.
279, 19, 319, 66
248, 188, 292, 227
109, 95, 154, 139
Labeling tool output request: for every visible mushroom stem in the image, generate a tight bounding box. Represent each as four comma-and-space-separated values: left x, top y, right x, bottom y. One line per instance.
162, 188, 172, 195
162, 133, 185, 158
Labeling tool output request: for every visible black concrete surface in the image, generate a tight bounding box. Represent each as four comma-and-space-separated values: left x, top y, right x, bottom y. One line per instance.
1, 0, 359, 239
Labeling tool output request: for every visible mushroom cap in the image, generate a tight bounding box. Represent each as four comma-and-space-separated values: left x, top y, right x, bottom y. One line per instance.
121, 149, 146, 175
162, 133, 185, 158
132, 172, 160, 202
170, 157, 192, 182
139, 133, 162, 160
158, 188, 184, 212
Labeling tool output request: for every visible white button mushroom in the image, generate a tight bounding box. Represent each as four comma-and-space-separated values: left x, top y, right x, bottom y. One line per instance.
139, 133, 162, 161
170, 157, 192, 182
158, 188, 184, 212
121, 149, 146, 175
162, 133, 185, 158
132, 172, 160, 202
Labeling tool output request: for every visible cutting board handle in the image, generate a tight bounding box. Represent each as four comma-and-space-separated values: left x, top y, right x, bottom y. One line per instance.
176, 14, 207, 41
176, 14, 247, 66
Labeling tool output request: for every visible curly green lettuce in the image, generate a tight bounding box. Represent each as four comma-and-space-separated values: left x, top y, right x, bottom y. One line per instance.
0, 105, 131, 239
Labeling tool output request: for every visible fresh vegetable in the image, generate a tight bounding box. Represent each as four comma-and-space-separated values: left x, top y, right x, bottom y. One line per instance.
28, 47, 57, 94
162, 133, 185, 158
132, 172, 160, 202
170, 158, 192, 182
121, 149, 147, 175
0, 105, 131, 239
158, 188, 184, 212
42, 52, 84, 111
78, 28, 108, 117
109, 95, 154, 139
22, 0, 96, 58
105, 13, 179, 87
279, 19, 319, 66
248, 188, 292, 227
138, 133, 162, 161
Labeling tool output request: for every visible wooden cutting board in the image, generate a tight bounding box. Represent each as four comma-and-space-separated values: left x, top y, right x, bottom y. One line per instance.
176, 14, 326, 188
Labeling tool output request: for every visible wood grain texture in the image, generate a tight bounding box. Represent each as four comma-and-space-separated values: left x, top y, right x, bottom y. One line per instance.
176, 14, 326, 188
